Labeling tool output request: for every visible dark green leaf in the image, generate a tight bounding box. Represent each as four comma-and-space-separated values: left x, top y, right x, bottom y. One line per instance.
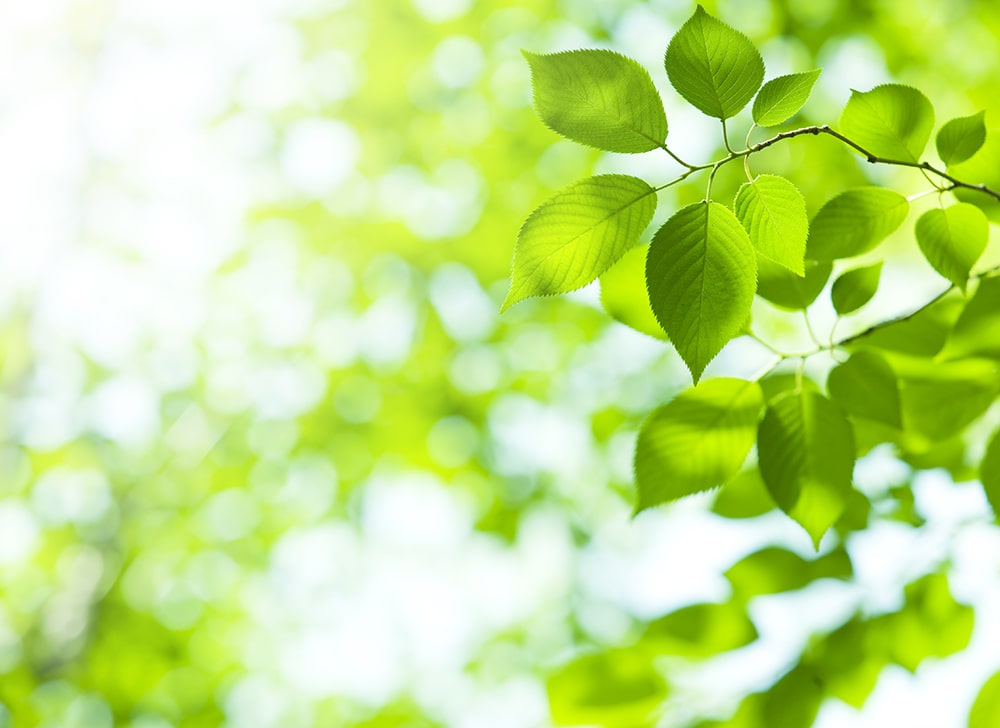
980, 429, 1000, 520
756, 258, 831, 310
664, 5, 764, 120
827, 350, 902, 428
839, 84, 934, 163
936, 110, 986, 165
524, 49, 668, 153
751, 69, 821, 127
914, 203, 988, 290
831, 262, 882, 315
647, 201, 757, 382
504, 175, 656, 310
806, 187, 908, 261
600, 245, 667, 340
733, 174, 808, 275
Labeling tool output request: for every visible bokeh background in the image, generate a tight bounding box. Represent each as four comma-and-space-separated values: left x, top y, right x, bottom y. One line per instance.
2, 0, 1000, 726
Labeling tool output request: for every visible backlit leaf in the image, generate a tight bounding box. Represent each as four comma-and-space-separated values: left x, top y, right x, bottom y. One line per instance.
548, 650, 667, 727
752, 69, 821, 127
600, 245, 667, 340
936, 110, 986, 165
664, 5, 764, 120
827, 350, 901, 428
831, 262, 882, 315
635, 378, 764, 511
524, 49, 668, 153
914, 203, 988, 290
758, 391, 856, 548
950, 130, 1000, 221
756, 258, 831, 310
981, 429, 1000, 520
733, 174, 808, 275
839, 84, 934, 162
806, 187, 908, 261
939, 276, 1000, 360
503, 175, 656, 310
647, 201, 757, 382
970, 671, 1000, 728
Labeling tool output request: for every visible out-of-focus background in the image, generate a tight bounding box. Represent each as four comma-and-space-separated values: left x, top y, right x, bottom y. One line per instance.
2, 0, 1000, 726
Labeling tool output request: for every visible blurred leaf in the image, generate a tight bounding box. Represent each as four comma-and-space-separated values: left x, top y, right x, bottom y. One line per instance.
936, 110, 986, 165
969, 671, 1000, 728
712, 468, 775, 519
939, 276, 1000, 360
600, 245, 667, 340
756, 258, 831, 310
827, 350, 902, 428
980, 428, 1000, 520
831, 262, 882, 315
640, 601, 758, 657
725, 546, 852, 599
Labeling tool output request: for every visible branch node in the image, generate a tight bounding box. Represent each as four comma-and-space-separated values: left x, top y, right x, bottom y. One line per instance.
866, 155, 877, 163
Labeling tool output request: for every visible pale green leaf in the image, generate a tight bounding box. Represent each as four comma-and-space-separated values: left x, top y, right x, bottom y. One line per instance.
939, 276, 1000, 360
503, 175, 656, 310
827, 350, 902, 428
524, 49, 668, 153
751, 69, 821, 127
647, 201, 757, 382
950, 130, 1000, 221
914, 203, 989, 290
634, 378, 764, 511
936, 110, 986, 165
758, 392, 856, 548
831, 262, 882, 315
839, 84, 934, 163
981, 429, 1000, 520
600, 245, 667, 340
664, 5, 764, 120
733, 174, 808, 275
806, 187, 908, 261
842, 293, 963, 356
970, 671, 1000, 728
756, 258, 831, 310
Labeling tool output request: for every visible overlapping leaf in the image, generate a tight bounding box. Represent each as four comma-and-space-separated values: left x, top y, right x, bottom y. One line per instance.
831, 262, 882, 315
600, 245, 667, 339
914, 203, 988, 290
936, 110, 986, 165
734, 174, 808, 275
939, 276, 1000, 360
806, 187, 908, 260
752, 70, 821, 127
839, 84, 934, 162
756, 258, 831, 310
827, 350, 901, 428
981, 429, 1000, 519
950, 130, 1000, 221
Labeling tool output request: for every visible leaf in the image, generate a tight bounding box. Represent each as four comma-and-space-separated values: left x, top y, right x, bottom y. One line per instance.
600, 245, 667, 339
733, 174, 808, 275
839, 84, 934, 163
751, 69, 822, 127
842, 293, 963, 356
950, 130, 1000, 221
646, 201, 757, 382
981, 429, 1000, 519
914, 203, 989, 290
827, 350, 902, 428
664, 5, 764, 120
970, 671, 1000, 728
757, 391, 856, 548
936, 110, 986, 165
939, 276, 1000, 360
524, 49, 668, 153
640, 601, 758, 657
503, 175, 657, 310
756, 258, 831, 310
806, 187, 909, 261
831, 262, 882, 315
634, 378, 764, 511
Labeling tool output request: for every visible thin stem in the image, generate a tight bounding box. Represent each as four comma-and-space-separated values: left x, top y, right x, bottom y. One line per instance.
802, 310, 822, 347
722, 119, 734, 153
661, 144, 696, 170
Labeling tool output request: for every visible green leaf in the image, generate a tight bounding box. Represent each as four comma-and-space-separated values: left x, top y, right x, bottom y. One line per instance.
664, 5, 764, 120
842, 292, 963, 356
634, 378, 764, 511
806, 187, 908, 261
839, 84, 934, 163
831, 262, 882, 315
914, 203, 989, 290
733, 174, 808, 275
827, 350, 902, 428
640, 601, 758, 657
939, 276, 1000, 360
970, 671, 1000, 728
647, 201, 757, 382
981, 429, 1000, 520
756, 258, 831, 310
712, 467, 775, 519
936, 110, 986, 165
524, 49, 668, 153
757, 392, 856, 548
950, 130, 1000, 221
751, 69, 822, 127
600, 245, 667, 340
503, 175, 657, 310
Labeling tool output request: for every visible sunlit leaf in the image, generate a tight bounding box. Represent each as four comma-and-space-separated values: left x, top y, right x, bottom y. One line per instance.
939, 276, 1000, 360
950, 130, 1000, 220
634, 378, 764, 511
712, 468, 775, 519
842, 293, 963, 356
806, 187, 908, 261
936, 110, 986, 165
600, 245, 667, 339
524, 49, 668, 153
827, 350, 901, 428
647, 201, 757, 382
839, 84, 934, 162
756, 258, 831, 310
752, 69, 821, 127
914, 203, 988, 290
758, 391, 856, 548
733, 174, 808, 275
970, 671, 1000, 728
831, 262, 882, 315
641, 601, 758, 657
503, 175, 656, 310
664, 5, 764, 120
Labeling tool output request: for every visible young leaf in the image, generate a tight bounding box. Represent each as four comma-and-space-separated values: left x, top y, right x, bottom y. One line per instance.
664, 5, 764, 120
756, 258, 831, 310
646, 201, 757, 382
827, 350, 902, 428
981, 429, 1000, 520
758, 391, 856, 548
733, 174, 808, 275
752, 69, 822, 127
936, 110, 986, 165
806, 187, 908, 261
939, 276, 1000, 360
503, 175, 656, 311
970, 671, 1000, 728
523, 49, 668, 153
950, 130, 1000, 220
634, 378, 764, 511
839, 84, 934, 163
547, 649, 666, 726
914, 203, 989, 290
600, 245, 667, 340
831, 261, 882, 315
